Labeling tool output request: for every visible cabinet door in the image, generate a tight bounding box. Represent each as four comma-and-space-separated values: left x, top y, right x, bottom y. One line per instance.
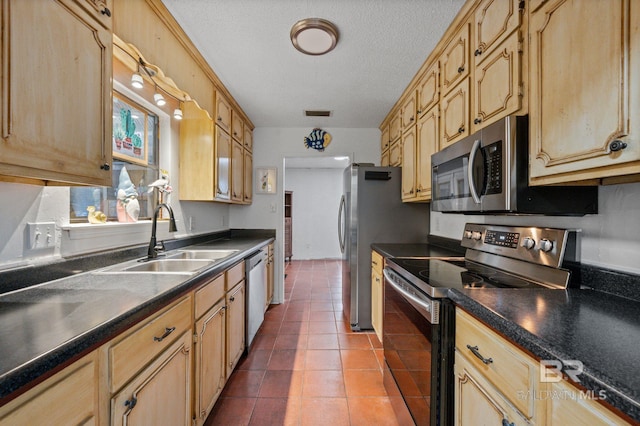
473, 31, 522, 131
441, 22, 470, 95
243, 127, 253, 152
226, 281, 245, 378
215, 125, 232, 201
529, 0, 640, 184
0, 0, 112, 186
231, 110, 244, 143
231, 140, 244, 203
381, 125, 390, 153
454, 352, 530, 426
111, 332, 192, 426
0, 351, 98, 425
401, 126, 417, 201
473, 0, 520, 60
417, 62, 439, 117
266, 244, 274, 309
416, 107, 439, 201
389, 111, 402, 143
381, 149, 390, 167
215, 92, 231, 134
401, 92, 417, 132
389, 140, 402, 166
179, 101, 214, 201
194, 301, 226, 426
441, 78, 470, 149
243, 150, 253, 204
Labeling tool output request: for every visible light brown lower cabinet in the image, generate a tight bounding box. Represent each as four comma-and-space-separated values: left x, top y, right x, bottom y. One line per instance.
226, 281, 246, 378
111, 331, 192, 426
266, 242, 275, 310
194, 299, 226, 426
0, 350, 99, 425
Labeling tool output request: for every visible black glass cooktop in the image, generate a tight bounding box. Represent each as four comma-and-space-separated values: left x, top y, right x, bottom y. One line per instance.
388, 257, 543, 291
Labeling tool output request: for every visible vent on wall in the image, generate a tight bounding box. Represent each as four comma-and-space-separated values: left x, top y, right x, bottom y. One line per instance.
304, 110, 332, 117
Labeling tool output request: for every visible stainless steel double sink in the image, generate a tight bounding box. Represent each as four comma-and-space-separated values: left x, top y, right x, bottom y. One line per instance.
98, 249, 239, 274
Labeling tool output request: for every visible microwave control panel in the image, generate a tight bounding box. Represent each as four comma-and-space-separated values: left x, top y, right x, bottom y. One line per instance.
483, 141, 502, 195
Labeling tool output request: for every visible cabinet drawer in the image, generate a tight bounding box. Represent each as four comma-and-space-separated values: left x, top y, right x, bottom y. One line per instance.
456, 309, 537, 418
371, 250, 383, 274
109, 296, 192, 392
226, 261, 245, 290
195, 274, 225, 320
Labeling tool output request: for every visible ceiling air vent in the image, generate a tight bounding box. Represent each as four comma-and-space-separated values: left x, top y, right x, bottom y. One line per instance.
304, 110, 332, 117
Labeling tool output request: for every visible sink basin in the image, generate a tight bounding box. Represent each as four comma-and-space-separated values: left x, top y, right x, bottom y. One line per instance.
121, 259, 213, 273
167, 249, 239, 261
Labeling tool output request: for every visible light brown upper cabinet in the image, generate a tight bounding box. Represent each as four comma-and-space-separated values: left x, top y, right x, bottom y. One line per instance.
243, 150, 253, 204
231, 110, 244, 144
231, 140, 244, 203
472, 0, 523, 131
381, 124, 391, 154
441, 21, 470, 96
416, 107, 439, 201
0, 0, 112, 186
401, 125, 417, 201
389, 140, 402, 167
441, 78, 471, 149
180, 101, 215, 201
215, 125, 232, 202
529, 0, 640, 185
417, 62, 440, 118
215, 92, 232, 135
400, 92, 417, 132
389, 111, 402, 143
243, 127, 253, 152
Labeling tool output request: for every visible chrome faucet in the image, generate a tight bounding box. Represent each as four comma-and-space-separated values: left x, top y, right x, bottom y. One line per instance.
147, 203, 178, 259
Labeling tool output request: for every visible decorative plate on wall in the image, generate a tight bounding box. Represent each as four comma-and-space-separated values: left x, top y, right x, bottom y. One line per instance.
304, 128, 332, 152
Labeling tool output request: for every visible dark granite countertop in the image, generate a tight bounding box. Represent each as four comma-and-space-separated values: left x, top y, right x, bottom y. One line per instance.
372, 238, 465, 259
0, 233, 273, 404
449, 288, 640, 423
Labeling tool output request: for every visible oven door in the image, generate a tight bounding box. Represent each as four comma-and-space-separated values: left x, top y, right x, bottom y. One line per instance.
382, 268, 453, 426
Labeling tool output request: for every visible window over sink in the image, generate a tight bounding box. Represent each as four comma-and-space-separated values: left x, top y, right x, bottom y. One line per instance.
69, 91, 160, 223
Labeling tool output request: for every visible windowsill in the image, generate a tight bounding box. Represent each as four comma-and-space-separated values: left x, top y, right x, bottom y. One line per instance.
61, 220, 174, 257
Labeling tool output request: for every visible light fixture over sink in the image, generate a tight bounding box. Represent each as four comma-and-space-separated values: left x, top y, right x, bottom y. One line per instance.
290, 18, 339, 55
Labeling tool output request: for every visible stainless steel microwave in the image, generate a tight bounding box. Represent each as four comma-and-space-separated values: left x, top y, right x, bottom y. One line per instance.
431, 115, 598, 215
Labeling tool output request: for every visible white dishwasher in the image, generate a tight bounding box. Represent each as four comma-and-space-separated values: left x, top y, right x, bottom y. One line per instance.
245, 247, 267, 350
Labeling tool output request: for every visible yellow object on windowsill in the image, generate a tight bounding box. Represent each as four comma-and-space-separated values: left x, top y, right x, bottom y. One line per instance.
87, 206, 107, 224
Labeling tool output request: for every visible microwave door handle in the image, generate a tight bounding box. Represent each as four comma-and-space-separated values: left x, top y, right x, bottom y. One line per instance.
468, 139, 482, 204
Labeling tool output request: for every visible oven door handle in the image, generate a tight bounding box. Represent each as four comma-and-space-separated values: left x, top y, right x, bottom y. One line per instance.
467, 139, 482, 204
383, 268, 438, 323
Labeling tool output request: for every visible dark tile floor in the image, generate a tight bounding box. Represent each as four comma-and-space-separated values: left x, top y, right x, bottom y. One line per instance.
205, 259, 413, 425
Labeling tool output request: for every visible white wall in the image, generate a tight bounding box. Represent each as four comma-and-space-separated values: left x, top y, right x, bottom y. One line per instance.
229, 127, 381, 301
431, 182, 640, 274
285, 167, 344, 260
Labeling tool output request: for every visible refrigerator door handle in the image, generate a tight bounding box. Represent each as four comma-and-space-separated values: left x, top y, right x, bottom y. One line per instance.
338, 195, 346, 253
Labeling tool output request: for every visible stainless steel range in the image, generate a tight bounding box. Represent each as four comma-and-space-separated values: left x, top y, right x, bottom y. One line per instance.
382, 223, 580, 426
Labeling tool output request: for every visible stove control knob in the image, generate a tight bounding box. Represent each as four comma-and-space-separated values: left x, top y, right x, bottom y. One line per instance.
539, 239, 554, 252
471, 231, 482, 241
522, 237, 536, 250
464, 230, 473, 239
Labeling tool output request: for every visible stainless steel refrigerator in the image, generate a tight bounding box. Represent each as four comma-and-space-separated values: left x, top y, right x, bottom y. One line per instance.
338, 164, 430, 331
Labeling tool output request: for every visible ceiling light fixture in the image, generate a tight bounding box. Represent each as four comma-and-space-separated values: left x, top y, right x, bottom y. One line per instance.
290, 18, 339, 56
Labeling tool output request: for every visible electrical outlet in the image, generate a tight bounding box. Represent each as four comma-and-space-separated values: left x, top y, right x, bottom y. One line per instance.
27, 222, 56, 250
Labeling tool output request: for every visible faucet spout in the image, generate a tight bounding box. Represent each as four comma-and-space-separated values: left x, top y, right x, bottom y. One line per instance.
147, 203, 178, 259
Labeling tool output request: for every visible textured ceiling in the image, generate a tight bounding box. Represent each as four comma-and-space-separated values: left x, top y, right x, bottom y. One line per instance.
160, 0, 466, 129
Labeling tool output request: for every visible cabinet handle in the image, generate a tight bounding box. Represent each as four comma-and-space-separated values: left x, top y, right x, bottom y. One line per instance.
417, 109, 422, 114
101, 7, 112, 17
609, 140, 628, 152
474, 48, 482, 57
457, 66, 465, 73
458, 126, 465, 134
502, 419, 515, 426
466, 344, 493, 364
474, 117, 482, 125
218, 116, 222, 121
153, 326, 176, 342
230, 296, 235, 302
100, 163, 110, 171
124, 396, 137, 410
409, 117, 414, 122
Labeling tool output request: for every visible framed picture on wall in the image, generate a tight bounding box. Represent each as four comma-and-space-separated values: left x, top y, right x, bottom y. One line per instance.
256, 167, 277, 194
112, 92, 153, 165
